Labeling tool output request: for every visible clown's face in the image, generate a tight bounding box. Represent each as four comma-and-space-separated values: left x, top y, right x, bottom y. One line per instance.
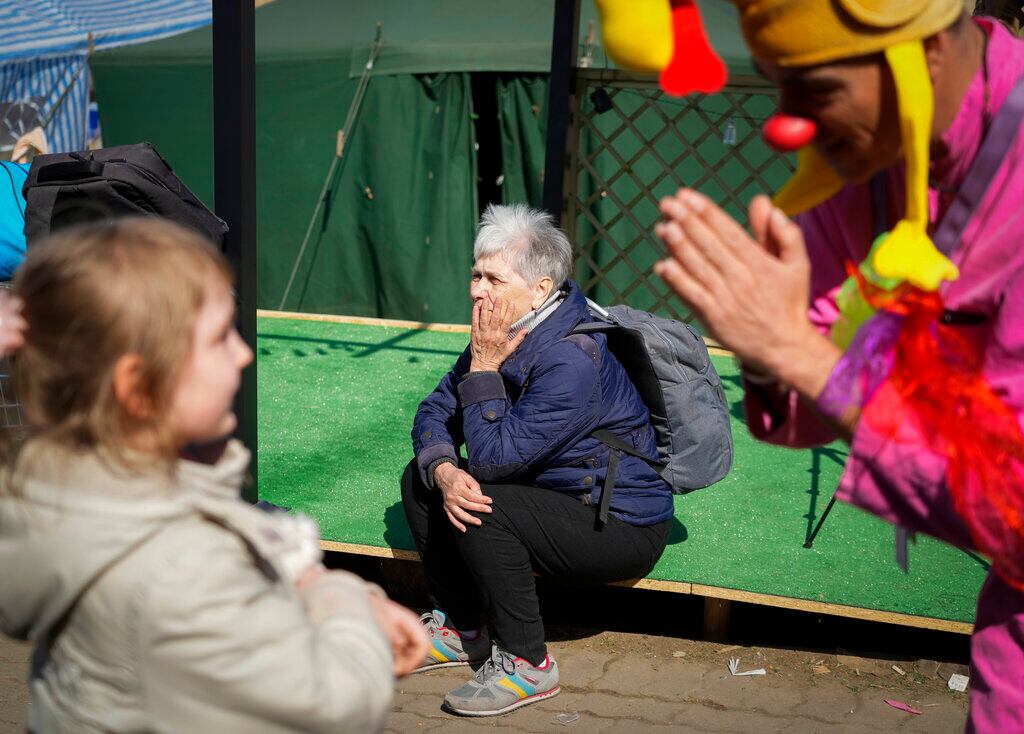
759, 55, 902, 183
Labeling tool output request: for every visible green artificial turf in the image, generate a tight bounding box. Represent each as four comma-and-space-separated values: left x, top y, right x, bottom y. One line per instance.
257, 316, 987, 623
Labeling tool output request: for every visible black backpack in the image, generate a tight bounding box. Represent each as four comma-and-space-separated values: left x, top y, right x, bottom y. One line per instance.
22, 142, 227, 247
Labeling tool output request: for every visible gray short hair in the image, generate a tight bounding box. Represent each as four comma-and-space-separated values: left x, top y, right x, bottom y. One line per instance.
473, 204, 573, 289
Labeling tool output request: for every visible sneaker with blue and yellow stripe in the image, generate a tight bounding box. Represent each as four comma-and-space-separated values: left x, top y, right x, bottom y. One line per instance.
442, 645, 560, 716
414, 610, 490, 673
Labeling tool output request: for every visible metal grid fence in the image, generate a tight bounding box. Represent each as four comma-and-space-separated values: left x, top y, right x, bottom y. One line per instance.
563, 70, 796, 323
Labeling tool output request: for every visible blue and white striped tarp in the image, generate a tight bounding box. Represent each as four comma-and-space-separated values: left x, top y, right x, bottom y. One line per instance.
0, 1, 212, 155
0, 0, 212, 63
0, 55, 89, 154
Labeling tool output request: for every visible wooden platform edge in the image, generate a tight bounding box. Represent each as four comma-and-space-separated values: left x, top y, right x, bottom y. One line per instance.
686, 582, 973, 635
320, 540, 973, 636
257, 309, 472, 334
257, 309, 733, 355
321, 540, 422, 561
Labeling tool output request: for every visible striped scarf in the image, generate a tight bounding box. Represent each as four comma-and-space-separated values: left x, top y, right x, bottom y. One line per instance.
507, 287, 566, 342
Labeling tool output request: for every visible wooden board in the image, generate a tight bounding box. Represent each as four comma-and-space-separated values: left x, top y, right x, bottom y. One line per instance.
257, 309, 472, 334
320, 541, 973, 636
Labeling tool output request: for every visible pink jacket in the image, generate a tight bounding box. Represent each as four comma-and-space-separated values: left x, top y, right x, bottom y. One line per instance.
744, 19, 1024, 734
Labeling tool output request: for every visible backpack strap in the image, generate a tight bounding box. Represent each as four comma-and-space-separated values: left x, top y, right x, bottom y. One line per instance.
571, 305, 616, 337
22, 186, 59, 245
592, 428, 666, 528
36, 158, 105, 185
583, 298, 614, 322
571, 320, 615, 335
592, 428, 665, 469
575, 302, 671, 526
574, 317, 629, 526
598, 442, 620, 529
932, 74, 1024, 256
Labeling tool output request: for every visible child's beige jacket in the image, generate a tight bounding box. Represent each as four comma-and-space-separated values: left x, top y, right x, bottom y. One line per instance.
0, 440, 394, 733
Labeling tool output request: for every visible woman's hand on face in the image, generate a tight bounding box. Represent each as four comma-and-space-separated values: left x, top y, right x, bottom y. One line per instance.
469, 296, 528, 373
653, 189, 836, 393
434, 462, 492, 533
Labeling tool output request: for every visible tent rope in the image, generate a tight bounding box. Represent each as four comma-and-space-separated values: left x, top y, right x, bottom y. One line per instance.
278, 22, 383, 311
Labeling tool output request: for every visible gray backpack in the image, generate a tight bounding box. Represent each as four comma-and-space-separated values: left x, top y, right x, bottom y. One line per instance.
573, 301, 732, 518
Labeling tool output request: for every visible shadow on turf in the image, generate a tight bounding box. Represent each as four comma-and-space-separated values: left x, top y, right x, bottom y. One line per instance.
257, 331, 463, 359
383, 499, 416, 551
719, 373, 862, 549
802, 446, 848, 546
719, 372, 746, 424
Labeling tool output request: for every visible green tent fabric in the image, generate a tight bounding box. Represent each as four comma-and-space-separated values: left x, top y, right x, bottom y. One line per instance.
91, 0, 759, 322
94, 0, 753, 75
497, 74, 548, 208
271, 73, 479, 320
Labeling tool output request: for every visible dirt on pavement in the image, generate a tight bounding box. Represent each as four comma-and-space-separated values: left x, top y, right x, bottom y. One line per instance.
386, 625, 968, 733
0, 556, 972, 732
1, 623, 969, 733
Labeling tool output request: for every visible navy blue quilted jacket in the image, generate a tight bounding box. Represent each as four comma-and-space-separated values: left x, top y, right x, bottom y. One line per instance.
412, 281, 673, 526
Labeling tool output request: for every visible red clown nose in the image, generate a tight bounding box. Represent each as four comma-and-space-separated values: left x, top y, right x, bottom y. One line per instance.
763, 114, 817, 152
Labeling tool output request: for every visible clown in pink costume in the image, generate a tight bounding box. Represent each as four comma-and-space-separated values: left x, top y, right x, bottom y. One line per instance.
745, 19, 1024, 732
648, 5, 1024, 731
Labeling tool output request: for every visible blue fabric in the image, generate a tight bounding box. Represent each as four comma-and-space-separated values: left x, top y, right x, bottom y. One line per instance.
0, 56, 90, 155
0, 162, 27, 280
0, 1, 211, 154
413, 281, 673, 526
0, 1, 211, 62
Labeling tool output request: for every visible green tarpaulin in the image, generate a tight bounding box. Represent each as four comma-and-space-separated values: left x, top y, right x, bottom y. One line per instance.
93, 0, 754, 74
92, 0, 761, 322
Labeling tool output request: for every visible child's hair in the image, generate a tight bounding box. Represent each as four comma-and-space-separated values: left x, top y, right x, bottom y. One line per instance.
12, 217, 233, 468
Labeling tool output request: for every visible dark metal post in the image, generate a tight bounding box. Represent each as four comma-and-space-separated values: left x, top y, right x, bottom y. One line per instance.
804, 493, 838, 549
542, 0, 581, 220
213, 0, 258, 501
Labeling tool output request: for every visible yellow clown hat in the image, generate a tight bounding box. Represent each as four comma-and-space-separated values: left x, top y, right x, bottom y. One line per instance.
738, 0, 964, 292
594, 0, 965, 293
735, 0, 964, 68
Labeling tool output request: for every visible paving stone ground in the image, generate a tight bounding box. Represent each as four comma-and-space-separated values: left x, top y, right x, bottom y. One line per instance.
1, 626, 969, 733
385, 629, 968, 733
0, 638, 29, 734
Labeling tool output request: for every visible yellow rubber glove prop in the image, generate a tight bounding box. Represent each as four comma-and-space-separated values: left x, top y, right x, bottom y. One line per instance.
830, 233, 903, 348
830, 279, 877, 349
595, 0, 673, 73
772, 146, 846, 218
871, 41, 959, 291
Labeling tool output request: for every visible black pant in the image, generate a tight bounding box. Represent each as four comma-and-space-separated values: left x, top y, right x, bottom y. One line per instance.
400, 461, 670, 665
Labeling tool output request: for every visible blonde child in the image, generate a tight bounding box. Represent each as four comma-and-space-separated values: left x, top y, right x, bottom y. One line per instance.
0, 218, 427, 733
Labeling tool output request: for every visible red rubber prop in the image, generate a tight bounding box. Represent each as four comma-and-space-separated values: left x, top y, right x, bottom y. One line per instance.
659, 0, 727, 96
763, 114, 818, 152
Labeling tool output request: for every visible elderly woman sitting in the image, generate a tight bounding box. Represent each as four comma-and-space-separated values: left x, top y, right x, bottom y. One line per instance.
401, 203, 673, 717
